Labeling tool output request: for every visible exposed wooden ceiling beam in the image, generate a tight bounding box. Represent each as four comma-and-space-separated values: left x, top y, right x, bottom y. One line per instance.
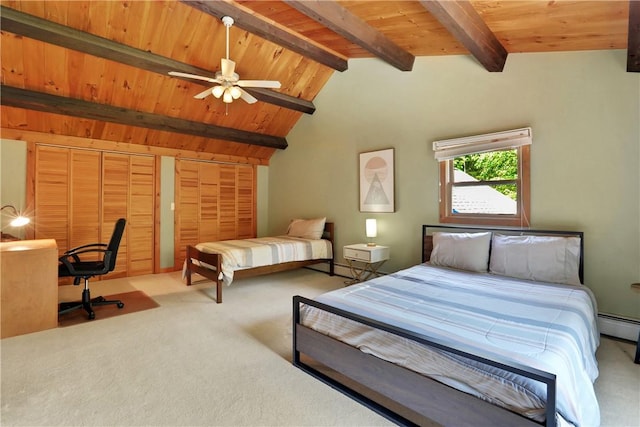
284, 0, 415, 71
1, 86, 288, 150
0, 5, 314, 114
181, 0, 349, 72
419, 1, 507, 72
628, 0, 640, 72
243, 88, 315, 114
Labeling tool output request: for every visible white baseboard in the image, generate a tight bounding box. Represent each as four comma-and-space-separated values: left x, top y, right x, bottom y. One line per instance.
307, 264, 639, 343
598, 313, 640, 341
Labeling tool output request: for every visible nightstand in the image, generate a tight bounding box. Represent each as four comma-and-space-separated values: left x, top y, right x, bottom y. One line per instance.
343, 244, 390, 285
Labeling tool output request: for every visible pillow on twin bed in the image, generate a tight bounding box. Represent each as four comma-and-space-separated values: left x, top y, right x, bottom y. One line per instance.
489, 234, 582, 285
287, 217, 326, 240
429, 232, 491, 273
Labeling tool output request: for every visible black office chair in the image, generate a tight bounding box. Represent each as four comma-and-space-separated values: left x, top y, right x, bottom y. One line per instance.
58, 218, 126, 320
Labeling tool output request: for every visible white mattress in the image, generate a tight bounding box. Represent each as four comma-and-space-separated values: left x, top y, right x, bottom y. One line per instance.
300, 263, 600, 427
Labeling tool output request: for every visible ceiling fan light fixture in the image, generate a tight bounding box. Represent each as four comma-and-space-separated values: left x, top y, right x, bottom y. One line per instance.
229, 86, 242, 99
223, 89, 233, 103
212, 85, 225, 98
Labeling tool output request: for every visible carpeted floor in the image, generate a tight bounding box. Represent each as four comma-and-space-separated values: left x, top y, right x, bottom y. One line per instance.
1, 269, 638, 426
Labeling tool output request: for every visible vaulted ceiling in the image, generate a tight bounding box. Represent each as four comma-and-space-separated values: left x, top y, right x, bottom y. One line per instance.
1, 1, 637, 164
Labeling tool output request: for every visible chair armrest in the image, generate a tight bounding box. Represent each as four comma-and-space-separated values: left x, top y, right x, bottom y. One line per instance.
59, 248, 110, 272
59, 249, 114, 276
63, 242, 107, 256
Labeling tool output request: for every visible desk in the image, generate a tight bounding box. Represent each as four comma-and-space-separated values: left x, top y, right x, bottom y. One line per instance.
1, 239, 58, 338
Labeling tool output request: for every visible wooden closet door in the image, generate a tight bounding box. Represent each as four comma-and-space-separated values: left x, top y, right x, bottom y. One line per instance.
128, 155, 155, 276
34, 146, 71, 253
174, 160, 200, 267
199, 162, 220, 242
236, 165, 255, 239
34, 146, 101, 255
218, 165, 237, 241
174, 159, 220, 266
102, 152, 155, 277
70, 150, 101, 252
102, 153, 130, 279
174, 160, 256, 267
33, 146, 154, 279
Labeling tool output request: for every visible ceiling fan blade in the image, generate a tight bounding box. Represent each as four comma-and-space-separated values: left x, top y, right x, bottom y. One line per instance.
236, 80, 281, 89
168, 71, 217, 84
238, 88, 258, 104
221, 58, 236, 78
193, 87, 214, 99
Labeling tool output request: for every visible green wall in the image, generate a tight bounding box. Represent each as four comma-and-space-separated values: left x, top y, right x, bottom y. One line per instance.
0, 140, 28, 239
159, 156, 175, 269
267, 50, 640, 320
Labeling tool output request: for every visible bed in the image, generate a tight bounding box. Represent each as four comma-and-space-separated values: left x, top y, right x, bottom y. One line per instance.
293, 225, 599, 427
184, 218, 334, 303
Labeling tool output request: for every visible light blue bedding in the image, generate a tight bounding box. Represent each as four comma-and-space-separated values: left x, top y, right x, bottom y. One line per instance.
303, 263, 600, 426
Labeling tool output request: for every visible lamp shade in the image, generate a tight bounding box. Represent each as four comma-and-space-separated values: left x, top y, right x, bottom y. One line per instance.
212, 85, 225, 98
365, 219, 377, 238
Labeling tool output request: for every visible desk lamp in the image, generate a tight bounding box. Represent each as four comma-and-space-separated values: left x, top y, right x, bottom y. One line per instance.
1, 205, 30, 240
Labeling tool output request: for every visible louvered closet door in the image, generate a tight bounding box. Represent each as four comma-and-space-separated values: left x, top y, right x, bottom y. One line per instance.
174, 160, 220, 266
199, 162, 220, 242
102, 153, 130, 279
174, 160, 256, 267
70, 150, 101, 252
34, 146, 71, 253
33, 146, 155, 279
102, 153, 155, 277
128, 155, 155, 276
236, 166, 255, 239
34, 146, 101, 255
218, 165, 237, 241
175, 160, 200, 266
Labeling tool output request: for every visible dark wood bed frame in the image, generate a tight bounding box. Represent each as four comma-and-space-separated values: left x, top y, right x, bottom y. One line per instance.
293, 224, 586, 427
184, 222, 335, 303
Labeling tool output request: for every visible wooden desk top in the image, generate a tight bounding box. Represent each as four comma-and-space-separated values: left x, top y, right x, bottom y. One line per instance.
0, 238, 57, 251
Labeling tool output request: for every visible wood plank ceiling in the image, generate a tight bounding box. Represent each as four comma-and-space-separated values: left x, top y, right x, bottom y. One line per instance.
0, 1, 636, 164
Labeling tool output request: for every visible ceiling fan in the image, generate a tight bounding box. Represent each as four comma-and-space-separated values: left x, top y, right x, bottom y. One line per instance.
169, 16, 281, 104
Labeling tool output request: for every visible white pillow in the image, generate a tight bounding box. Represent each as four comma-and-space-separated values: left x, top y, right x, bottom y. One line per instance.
429, 232, 491, 273
286, 217, 326, 240
489, 234, 581, 285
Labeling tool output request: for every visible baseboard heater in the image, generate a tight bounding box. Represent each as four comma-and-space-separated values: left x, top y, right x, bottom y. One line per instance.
598, 313, 640, 341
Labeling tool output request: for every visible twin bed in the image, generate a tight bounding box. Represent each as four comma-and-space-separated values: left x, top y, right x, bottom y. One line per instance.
293, 225, 599, 427
183, 218, 334, 303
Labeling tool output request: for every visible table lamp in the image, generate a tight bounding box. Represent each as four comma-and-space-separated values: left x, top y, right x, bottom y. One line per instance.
366, 218, 377, 247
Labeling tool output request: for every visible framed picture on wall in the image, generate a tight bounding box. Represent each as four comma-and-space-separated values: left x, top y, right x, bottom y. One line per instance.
359, 148, 394, 212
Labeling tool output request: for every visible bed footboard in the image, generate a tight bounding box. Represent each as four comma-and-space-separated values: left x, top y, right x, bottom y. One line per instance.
292, 296, 557, 427
185, 245, 223, 303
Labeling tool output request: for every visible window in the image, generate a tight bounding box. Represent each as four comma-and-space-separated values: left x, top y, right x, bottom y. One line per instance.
434, 128, 531, 227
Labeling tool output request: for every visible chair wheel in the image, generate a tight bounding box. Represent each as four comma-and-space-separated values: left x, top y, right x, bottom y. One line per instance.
117, 302, 124, 309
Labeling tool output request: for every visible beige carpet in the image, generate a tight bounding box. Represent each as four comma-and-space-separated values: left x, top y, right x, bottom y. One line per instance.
1, 269, 638, 426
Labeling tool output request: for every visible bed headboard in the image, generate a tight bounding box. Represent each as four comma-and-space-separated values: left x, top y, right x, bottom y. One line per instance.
422, 224, 584, 284
323, 222, 335, 245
